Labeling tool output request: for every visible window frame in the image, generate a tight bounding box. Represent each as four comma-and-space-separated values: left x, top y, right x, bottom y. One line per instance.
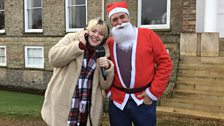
65, 0, 87, 32
24, 0, 43, 33
0, 46, 6, 66
0, 0, 5, 33
24, 46, 44, 69
137, 0, 171, 30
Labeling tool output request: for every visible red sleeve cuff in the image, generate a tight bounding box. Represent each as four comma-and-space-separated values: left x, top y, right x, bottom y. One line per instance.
79, 41, 85, 50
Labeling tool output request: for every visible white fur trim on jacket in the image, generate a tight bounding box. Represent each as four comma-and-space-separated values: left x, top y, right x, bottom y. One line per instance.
109, 7, 129, 18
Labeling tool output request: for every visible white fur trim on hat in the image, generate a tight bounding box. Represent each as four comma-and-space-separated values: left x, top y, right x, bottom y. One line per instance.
109, 7, 129, 18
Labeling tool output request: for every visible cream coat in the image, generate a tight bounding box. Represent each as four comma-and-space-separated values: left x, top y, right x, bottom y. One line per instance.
41, 32, 114, 126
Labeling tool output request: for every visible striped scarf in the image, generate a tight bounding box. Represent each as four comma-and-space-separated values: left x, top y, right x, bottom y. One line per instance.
67, 50, 97, 126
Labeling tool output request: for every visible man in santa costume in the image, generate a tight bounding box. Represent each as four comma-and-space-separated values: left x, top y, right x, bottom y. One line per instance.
106, 1, 173, 126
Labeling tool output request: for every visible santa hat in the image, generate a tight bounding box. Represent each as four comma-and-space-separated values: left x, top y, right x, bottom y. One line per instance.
107, 1, 129, 18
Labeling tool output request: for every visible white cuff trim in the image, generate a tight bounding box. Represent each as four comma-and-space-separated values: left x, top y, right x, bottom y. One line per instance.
107, 91, 111, 99
146, 88, 157, 100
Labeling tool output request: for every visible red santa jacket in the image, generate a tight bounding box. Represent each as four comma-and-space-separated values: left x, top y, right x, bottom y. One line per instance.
107, 28, 173, 110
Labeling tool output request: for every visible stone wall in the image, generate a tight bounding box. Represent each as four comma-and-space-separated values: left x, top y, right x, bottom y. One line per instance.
180, 33, 219, 57
4, 0, 104, 36
0, 68, 52, 90
219, 38, 224, 56
182, 0, 196, 32
42, 0, 65, 36
5, 0, 24, 36
0, 0, 103, 91
0, 0, 188, 90
105, 0, 186, 34
0, 36, 60, 91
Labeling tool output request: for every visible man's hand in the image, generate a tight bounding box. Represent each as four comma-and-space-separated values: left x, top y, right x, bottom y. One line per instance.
137, 91, 153, 105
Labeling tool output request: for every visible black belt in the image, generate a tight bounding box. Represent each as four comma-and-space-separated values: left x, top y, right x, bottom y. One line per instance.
113, 83, 151, 94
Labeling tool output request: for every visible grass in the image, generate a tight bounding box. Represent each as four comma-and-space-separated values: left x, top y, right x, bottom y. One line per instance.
0, 90, 223, 126
0, 90, 44, 118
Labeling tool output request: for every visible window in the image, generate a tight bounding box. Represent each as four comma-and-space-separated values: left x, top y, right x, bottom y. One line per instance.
0, 0, 5, 33
138, 0, 171, 29
65, 0, 87, 32
0, 46, 6, 66
25, 46, 44, 68
24, 0, 42, 32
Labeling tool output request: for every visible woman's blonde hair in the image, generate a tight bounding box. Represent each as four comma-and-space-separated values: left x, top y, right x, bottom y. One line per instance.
86, 18, 109, 44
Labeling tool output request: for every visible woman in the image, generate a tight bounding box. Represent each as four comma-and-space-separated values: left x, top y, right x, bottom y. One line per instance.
41, 18, 114, 126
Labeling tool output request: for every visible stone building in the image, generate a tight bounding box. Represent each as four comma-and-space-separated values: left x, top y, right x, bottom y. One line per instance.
0, 0, 223, 94
1, 0, 224, 120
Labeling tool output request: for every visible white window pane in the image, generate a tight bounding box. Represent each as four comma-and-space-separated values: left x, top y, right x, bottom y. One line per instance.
25, 0, 42, 32
28, 0, 41, 8
35, 48, 39, 56
0, 56, 5, 63
28, 57, 42, 65
142, 0, 167, 25
0, 46, 6, 65
0, 48, 4, 55
28, 48, 42, 57
33, 57, 42, 65
69, 6, 86, 28
0, 48, 5, 57
36, 48, 42, 57
28, 57, 33, 64
0, 11, 4, 30
27, 48, 32, 57
0, 0, 4, 30
28, 8, 42, 29
32, 48, 37, 56
0, 0, 4, 10
25, 47, 43, 68
69, 0, 85, 5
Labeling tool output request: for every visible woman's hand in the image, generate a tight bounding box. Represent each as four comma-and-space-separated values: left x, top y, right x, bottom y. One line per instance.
97, 57, 110, 69
79, 30, 89, 45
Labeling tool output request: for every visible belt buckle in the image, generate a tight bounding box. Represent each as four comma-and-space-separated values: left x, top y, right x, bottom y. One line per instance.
125, 88, 131, 93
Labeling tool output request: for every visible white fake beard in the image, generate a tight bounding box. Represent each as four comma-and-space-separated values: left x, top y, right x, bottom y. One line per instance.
111, 22, 136, 50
